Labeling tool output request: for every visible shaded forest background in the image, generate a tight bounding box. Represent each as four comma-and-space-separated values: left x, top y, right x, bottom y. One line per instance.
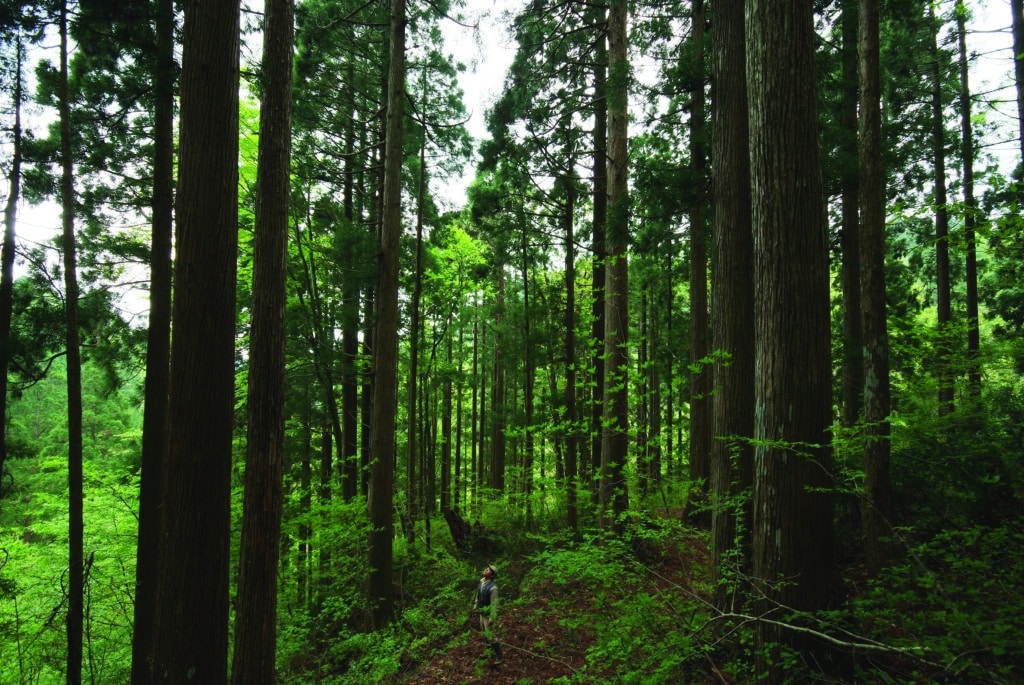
0, 0, 1023, 683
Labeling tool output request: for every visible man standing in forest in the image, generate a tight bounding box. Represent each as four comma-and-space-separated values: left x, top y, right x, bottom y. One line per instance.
472, 564, 502, 660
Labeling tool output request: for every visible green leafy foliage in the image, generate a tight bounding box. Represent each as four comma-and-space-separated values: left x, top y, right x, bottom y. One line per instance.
0, 362, 141, 685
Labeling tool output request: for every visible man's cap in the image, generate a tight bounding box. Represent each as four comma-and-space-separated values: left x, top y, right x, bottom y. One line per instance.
485, 564, 497, 576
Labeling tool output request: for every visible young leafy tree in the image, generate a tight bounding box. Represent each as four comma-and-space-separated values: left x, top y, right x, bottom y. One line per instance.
746, 0, 838, 675
232, 0, 293, 679
150, 0, 239, 679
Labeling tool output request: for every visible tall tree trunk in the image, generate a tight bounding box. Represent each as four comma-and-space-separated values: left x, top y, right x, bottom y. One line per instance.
601, 0, 630, 528
859, 0, 895, 578
590, 23, 608, 501
1012, 0, 1024, 165
151, 0, 240, 679
710, 0, 754, 613
405, 143, 426, 544
131, 0, 174, 678
637, 291, 650, 494
490, 267, 506, 492
471, 311, 481, 513
441, 329, 453, 511
297, 387, 313, 608
688, 0, 711, 528
747, 0, 838, 675
930, 4, 954, 417
455, 323, 465, 507
840, 0, 863, 428
59, 4, 85, 681
957, 6, 981, 398
521, 227, 535, 522
232, 0, 293, 679
0, 35, 24, 497
368, 0, 406, 629
341, 60, 361, 503
562, 171, 579, 532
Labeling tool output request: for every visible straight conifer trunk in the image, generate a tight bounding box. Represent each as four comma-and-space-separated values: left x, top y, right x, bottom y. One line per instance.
368, 0, 406, 629
601, 0, 630, 528
151, 0, 240, 679
956, 11, 981, 397
0, 37, 22, 495
839, 0, 863, 428
59, 3, 85, 681
746, 0, 838, 675
859, 0, 895, 577
1013, 0, 1024, 162
687, 0, 712, 527
589, 26, 607, 496
131, 0, 174, 678
232, 0, 293, 680
709, 0, 754, 611
929, 4, 954, 416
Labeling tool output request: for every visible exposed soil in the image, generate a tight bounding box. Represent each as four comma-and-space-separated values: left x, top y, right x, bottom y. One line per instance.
393, 527, 719, 684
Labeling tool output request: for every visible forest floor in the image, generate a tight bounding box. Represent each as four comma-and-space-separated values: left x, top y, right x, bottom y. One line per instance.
391, 520, 724, 685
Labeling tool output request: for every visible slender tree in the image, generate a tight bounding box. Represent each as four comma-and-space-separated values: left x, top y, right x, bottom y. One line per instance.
58, 2, 84, 681
1012, 0, 1024, 164
232, 0, 293, 680
839, 0, 863, 428
688, 0, 711, 527
151, 0, 240, 679
562, 168, 580, 531
131, 0, 174, 678
368, 0, 406, 629
956, 2, 981, 397
0, 30, 23, 496
590, 21, 608, 497
600, 0, 630, 528
860, 0, 895, 577
929, 2, 954, 416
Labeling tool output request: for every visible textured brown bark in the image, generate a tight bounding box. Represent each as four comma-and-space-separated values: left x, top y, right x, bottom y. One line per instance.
840, 0, 863, 428
747, 0, 838, 675
151, 0, 239, 679
930, 4, 954, 416
957, 9, 981, 397
563, 172, 579, 531
0, 37, 23, 497
589, 25, 607, 497
232, 0, 293, 680
368, 0, 406, 629
688, 0, 712, 529
490, 267, 506, 492
601, 0, 630, 528
709, 0, 754, 612
341, 60, 361, 503
59, 4, 84, 681
860, 0, 895, 578
131, 0, 174, 679
1013, 0, 1024, 163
